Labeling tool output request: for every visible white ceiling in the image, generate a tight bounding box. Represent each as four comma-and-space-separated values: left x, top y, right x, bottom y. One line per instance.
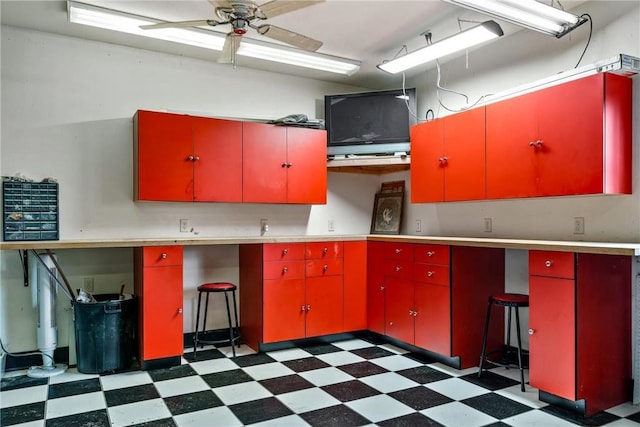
0, 0, 593, 88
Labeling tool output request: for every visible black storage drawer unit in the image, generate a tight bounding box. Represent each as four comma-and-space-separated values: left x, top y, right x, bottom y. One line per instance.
3, 180, 59, 241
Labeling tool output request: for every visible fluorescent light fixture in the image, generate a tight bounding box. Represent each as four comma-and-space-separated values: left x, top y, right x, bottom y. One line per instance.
378, 21, 503, 74
67, 1, 360, 75
442, 0, 587, 38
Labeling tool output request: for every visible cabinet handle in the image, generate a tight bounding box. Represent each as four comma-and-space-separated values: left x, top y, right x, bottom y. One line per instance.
395, 266, 402, 272
545, 260, 553, 268
536, 140, 543, 146
380, 286, 385, 291
178, 308, 183, 314
322, 247, 328, 254
282, 163, 287, 168
307, 305, 311, 311
301, 305, 306, 311
414, 311, 418, 317
323, 264, 329, 271
282, 266, 288, 273
187, 155, 194, 161
528, 328, 535, 335
160, 253, 167, 259
193, 155, 200, 161
427, 271, 435, 277
287, 163, 293, 168
408, 310, 414, 316
395, 248, 402, 254
427, 251, 435, 257
282, 248, 288, 255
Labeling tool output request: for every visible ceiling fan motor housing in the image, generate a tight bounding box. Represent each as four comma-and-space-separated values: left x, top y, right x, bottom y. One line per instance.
231, 18, 249, 34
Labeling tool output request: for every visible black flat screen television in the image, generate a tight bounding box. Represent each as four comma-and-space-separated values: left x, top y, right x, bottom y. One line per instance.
325, 88, 416, 156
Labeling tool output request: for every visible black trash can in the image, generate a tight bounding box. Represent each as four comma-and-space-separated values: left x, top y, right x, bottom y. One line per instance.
74, 294, 137, 374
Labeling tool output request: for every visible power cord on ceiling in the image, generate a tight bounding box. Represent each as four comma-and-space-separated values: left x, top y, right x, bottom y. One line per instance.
573, 13, 592, 68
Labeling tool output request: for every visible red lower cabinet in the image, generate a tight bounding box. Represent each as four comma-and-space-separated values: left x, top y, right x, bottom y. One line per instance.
529, 251, 631, 416
240, 241, 354, 351
366, 241, 386, 335
134, 246, 184, 369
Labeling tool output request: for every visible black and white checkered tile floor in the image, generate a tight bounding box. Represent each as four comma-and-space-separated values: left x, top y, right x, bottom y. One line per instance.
2, 336, 640, 427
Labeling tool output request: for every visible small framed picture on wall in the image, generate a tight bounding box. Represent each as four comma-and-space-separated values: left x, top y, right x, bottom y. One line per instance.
370, 192, 404, 234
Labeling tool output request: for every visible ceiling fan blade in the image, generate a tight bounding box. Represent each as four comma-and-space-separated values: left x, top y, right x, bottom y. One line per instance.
208, 0, 234, 9
257, 24, 322, 51
258, 0, 324, 19
140, 20, 216, 30
218, 33, 242, 63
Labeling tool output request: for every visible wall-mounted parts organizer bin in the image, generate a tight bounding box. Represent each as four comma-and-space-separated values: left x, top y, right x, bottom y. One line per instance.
3, 180, 59, 241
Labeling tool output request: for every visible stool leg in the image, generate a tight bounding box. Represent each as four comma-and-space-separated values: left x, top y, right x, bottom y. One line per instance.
231, 289, 240, 349
478, 297, 493, 378
504, 305, 512, 366
515, 306, 526, 392
193, 291, 203, 359
224, 292, 236, 357
202, 292, 210, 344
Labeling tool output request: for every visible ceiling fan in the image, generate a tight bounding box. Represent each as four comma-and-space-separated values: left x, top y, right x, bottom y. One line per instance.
140, 0, 324, 64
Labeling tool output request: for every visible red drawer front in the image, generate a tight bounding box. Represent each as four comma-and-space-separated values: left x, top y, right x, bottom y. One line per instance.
414, 264, 450, 286
306, 258, 344, 277
142, 246, 183, 267
529, 251, 575, 279
305, 241, 343, 259
263, 243, 305, 261
414, 244, 450, 265
384, 259, 414, 280
263, 261, 305, 280
383, 243, 414, 261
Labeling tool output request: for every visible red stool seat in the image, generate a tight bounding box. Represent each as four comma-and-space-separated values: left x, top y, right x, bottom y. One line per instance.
198, 282, 237, 292
491, 293, 529, 306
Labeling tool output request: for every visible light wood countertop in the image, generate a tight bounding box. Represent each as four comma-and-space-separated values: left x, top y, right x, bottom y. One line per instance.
1, 235, 639, 255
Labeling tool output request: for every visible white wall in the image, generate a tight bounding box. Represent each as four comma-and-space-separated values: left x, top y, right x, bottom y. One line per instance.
1, 0, 639, 356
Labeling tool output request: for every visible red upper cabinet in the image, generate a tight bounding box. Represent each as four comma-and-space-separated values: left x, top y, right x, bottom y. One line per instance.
487, 73, 632, 199
411, 107, 486, 202
243, 122, 327, 204
134, 110, 242, 202
191, 116, 243, 202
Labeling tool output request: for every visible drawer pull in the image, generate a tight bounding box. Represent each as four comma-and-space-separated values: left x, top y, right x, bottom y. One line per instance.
282, 267, 288, 273
427, 251, 435, 257
323, 264, 329, 271
545, 260, 553, 268
427, 271, 435, 277
395, 248, 402, 254
178, 308, 183, 314
380, 285, 385, 291
395, 266, 402, 272
322, 247, 328, 254
160, 253, 167, 259
282, 248, 288, 255
528, 328, 535, 335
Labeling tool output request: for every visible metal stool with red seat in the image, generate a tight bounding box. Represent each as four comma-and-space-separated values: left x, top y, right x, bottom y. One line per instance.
478, 293, 529, 392
193, 282, 240, 359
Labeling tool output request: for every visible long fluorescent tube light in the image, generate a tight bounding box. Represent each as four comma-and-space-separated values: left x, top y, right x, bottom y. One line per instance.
67, 1, 360, 75
442, 0, 587, 38
377, 21, 503, 74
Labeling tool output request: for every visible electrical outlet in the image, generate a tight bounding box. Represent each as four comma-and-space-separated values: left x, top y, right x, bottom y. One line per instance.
415, 219, 422, 233
260, 219, 269, 236
574, 217, 585, 234
83, 276, 94, 292
328, 219, 335, 232
179, 219, 189, 232
484, 218, 492, 233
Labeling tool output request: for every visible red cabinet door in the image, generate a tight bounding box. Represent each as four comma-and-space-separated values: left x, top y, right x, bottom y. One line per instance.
191, 117, 242, 202
367, 241, 386, 334
414, 282, 450, 354
141, 264, 184, 360
486, 93, 538, 199
344, 241, 367, 331
306, 275, 344, 337
263, 278, 305, 342
286, 127, 327, 204
243, 122, 287, 203
443, 107, 486, 201
136, 111, 194, 201
529, 275, 576, 400
411, 120, 444, 202
385, 277, 414, 344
